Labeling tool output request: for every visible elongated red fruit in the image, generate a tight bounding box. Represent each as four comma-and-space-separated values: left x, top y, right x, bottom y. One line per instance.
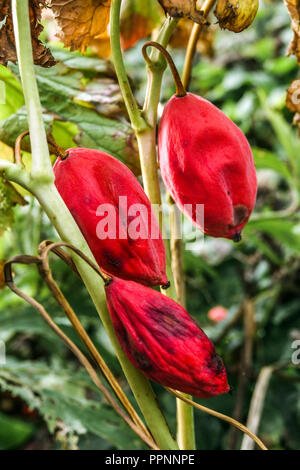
105, 277, 230, 398
54, 148, 168, 286
158, 93, 257, 241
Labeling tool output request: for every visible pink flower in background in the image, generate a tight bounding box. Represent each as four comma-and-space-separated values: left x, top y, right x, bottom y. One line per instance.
208, 306, 228, 323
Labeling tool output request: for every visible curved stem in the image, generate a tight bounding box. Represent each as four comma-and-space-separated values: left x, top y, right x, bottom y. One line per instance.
4, 259, 158, 450
12, 0, 53, 181
167, 389, 268, 451
110, 0, 147, 133
35, 184, 178, 450
143, 18, 178, 127
142, 42, 186, 97
38, 241, 150, 439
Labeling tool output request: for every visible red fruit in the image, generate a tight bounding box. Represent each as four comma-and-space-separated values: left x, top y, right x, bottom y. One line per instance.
208, 306, 228, 323
158, 93, 257, 241
105, 277, 230, 398
54, 148, 168, 287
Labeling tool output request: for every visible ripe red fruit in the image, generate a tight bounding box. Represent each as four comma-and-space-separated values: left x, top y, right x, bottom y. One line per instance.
54, 148, 168, 287
158, 93, 257, 241
105, 277, 230, 398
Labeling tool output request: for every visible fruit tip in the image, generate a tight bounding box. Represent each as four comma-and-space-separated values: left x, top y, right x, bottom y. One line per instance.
233, 232, 242, 243
161, 280, 171, 290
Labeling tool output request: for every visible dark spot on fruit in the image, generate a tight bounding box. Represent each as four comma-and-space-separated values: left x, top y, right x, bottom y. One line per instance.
233, 204, 249, 226
132, 350, 152, 371
209, 351, 224, 375
147, 305, 189, 338
103, 250, 122, 268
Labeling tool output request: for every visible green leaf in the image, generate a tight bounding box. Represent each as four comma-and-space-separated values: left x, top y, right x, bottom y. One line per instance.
0, 411, 35, 450
258, 94, 300, 180
252, 147, 293, 181
244, 230, 282, 265
247, 219, 300, 254
51, 48, 115, 76
0, 65, 24, 121
0, 359, 145, 450
5, 63, 140, 175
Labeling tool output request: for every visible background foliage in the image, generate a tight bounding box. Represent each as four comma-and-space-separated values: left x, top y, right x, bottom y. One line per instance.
0, 0, 300, 450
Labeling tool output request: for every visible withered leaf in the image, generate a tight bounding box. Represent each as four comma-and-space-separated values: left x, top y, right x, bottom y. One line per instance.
89, 30, 111, 59
286, 79, 300, 134
46, 0, 111, 53
0, 0, 56, 67
120, 0, 164, 50
284, 0, 300, 63
158, 0, 207, 24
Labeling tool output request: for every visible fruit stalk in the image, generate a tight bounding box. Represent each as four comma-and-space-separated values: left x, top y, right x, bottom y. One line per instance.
182, 0, 216, 89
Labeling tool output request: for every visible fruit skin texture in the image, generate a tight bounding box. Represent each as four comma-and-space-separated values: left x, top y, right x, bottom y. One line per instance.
215, 0, 259, 33
105, 277, 230, 398
54, 148, 168, 287
158, 93, 257, 241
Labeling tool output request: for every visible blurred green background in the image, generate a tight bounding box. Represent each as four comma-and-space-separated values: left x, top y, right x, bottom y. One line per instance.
0, 0, 300, 450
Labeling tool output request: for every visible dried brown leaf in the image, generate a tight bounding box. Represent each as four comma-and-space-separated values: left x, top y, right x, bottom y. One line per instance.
286, 79, 300, 134
46, 0, 111, 53
284, 0, 300, 63
89, 30, 111, 59
0, 0, 56, 67
120, 0, 164, 50
158, 0, 207, 24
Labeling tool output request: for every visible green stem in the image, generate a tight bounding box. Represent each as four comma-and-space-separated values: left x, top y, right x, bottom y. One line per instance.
0, 160, 30, 188
169, 202, 195, 450
142, 18, 196, 450
12, 0, 53, 181
143, 18, 178, 127
176, 395, 196, 449
11, 0, 178, 450
110, 0, 147, 133
35, 184, 178, 450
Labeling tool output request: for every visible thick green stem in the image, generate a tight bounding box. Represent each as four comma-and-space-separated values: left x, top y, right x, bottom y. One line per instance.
35, 184, 178, 450
176, 397, 196, 450
169, 201, 195, 450
0, 160, 30, 188
11, 0, 178, 450
141, 18, 196, 450
12, 0, 53, 181
110, 0, 147, 133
